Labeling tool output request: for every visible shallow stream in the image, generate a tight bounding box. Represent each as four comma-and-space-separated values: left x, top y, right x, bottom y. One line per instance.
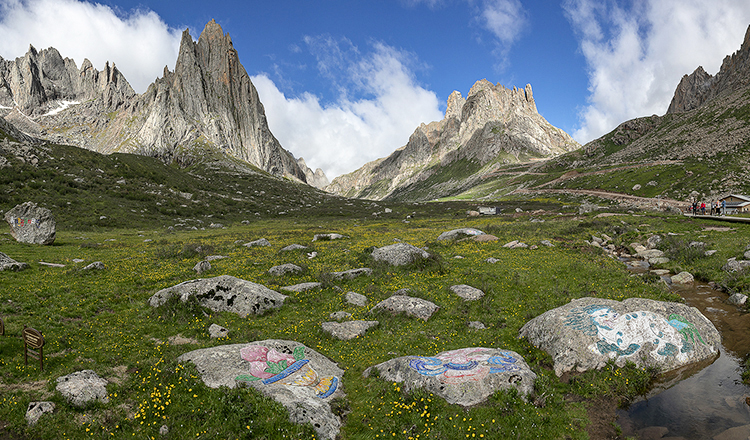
618, 280, 750, 439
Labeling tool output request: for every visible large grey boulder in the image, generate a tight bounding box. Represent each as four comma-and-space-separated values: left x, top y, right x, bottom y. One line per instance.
55, 370, 109, 407
0, 252, 29, 271
723, 258, 750, 272
450, 284, 485, 301
331, 268, 372, 280
321, 320, 379, 340
436, 228, 485, 241
178, 340, 344, 440
4, 202, 56, 245
268, 263, 302, 276
520, 297, 721, 376
148, 275, 286, 318
371, 243, 430, 266
364, 347, 536, 406
371, 295, 439, 321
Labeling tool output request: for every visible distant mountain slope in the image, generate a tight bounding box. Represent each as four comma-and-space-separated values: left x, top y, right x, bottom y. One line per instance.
0, 20, 311, 182
326, 79, 579, 201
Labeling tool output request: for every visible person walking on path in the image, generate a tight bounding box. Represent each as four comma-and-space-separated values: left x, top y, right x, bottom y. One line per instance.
701, 201, 706, 215
722, 199, 726, 216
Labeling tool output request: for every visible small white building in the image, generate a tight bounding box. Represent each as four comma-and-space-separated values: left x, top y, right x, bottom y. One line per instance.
719, 194, 750, 214
478, 206, 499, 215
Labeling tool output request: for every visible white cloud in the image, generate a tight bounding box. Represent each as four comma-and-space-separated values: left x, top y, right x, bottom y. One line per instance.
0, 0, 182, 93
564, 0, 750, 143
252, 42, 444, 179
479, 0, 528, 47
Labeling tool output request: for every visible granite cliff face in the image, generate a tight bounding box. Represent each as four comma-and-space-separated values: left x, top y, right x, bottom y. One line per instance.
0, 20, 306, 181
668, 25, 750, 114
327, 79, 579, 200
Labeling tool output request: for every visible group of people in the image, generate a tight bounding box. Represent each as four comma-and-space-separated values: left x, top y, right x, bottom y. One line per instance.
688, 199, 726, 216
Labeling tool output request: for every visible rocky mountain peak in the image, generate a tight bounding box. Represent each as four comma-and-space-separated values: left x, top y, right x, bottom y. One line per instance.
445, 91, 465, 120
667, 24, 750, 114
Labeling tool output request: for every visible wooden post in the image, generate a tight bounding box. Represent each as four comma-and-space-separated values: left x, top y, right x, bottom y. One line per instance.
0, 316, 4, 336
22, 326, 44, 371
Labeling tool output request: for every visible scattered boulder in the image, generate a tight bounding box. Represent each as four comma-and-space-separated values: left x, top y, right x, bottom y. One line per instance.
281, 282, 322, 292
520, 297, 720, 376
322, 320, 379, 340
55, 370, 109, 407
436, 228, 484, 241
371, 295, 439, 321
705, 250, 718, 256
503, 240, 528, 249
723, 258, 750, 272
467, 210, 480, 217
148, 275, 287, 318
268, 263, 303, 276
194, 260, 211, 274
345, 292, 368, 307
728, 293, 748, 307
364, 347, 536, 406
25, 401, 55, 425
371, 243, 430, 266
313, 233, 345, 241
449, 285, 485, 301
637, 249, 665, 259
205, 255, 228, 262
649, 257, 670, 265
671, 271, 694, 285
280, 244, 307, 252
331, 268, 372, 280
82, 261, 105, 271
208, 324, 229, 339
486, 257, 500, 264
541, 240, 555, 247
468, 321, 487, 330
329, 311, 352, 321
244, 238, 271, 247
178, 340, 344, 440
632, 184, 642, 191
0, 252, 29, 271
4, 202, 56, 245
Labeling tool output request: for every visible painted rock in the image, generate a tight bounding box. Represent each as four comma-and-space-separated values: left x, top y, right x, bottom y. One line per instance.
519, 297, 721, 376
364, 347, 536, 406
178, 340, 344, 440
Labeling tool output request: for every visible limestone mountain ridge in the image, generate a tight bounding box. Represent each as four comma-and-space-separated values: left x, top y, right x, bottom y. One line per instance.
326, 79, 580, 201
0, 20, 311, 182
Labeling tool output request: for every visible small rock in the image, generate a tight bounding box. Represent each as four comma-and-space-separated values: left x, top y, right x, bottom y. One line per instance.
371, 295, 439, 321
541, 240, 554, 247
205, 255, 228, 262
670, 271, 694, 285
280, 244, 307, 252
281, 282, 322, 292
345, 292, 368, 307
468, 321, 486, 330
82, 261, 105, 271
450, 285, 485, 301
705, 250, 718, 256
728, 293, 748, 307
632, 184, 642, 191
26, 401, 55, 425
208, 324, 229, 339
486, 257, 499, 264
56, 370, 109, 407
331, 268, 372, 280
194, 260, 211, 274
329, 311, 352, 321
0, 252, 29, 271
244, 238, 270, 247
159, 425, 169, 436
322, 320, 379, 340
268, 263, 302, 276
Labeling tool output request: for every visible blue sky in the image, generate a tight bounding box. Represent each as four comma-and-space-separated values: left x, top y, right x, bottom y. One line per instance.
1, 0, 750, 178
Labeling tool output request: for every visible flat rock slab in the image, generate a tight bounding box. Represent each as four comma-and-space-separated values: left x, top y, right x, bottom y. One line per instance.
473, 234, 499, 242
148, 275, 286, 318
4, 202, 56, 245
671, 272, 694, 284
321, 320, 379, 340
55, 370, 109, 407
0, 252, 29, 271
269, 263, 302, 276
372, 243, 430, 266
364, 347, 536, 406
436, 228, 485, 241
178, 340, 344, 440
450, 284, 485, 301
371, 295, 439, 321
331, 268, 372, 280
519, 297, 721, 376
281, 282, 322, 292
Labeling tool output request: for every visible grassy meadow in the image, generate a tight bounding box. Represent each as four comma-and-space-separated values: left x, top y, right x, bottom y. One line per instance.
3, 207, 749, 440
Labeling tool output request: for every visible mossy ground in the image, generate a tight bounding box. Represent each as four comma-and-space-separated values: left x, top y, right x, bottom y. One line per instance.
2, 208, 746, 439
